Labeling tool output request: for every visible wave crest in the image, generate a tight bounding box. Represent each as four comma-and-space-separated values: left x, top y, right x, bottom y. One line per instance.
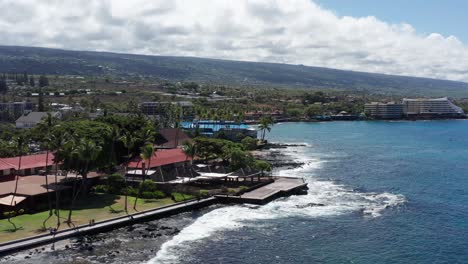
149, 144, 405, 263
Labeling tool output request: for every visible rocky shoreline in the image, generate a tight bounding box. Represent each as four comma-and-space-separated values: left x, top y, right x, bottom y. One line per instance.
253, 143, 307, 171
1, 144, 305, 264
0, 210, 205, 264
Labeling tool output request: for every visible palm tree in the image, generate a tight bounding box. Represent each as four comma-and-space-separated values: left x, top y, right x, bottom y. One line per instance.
119, 132, 135, 213
67, 139, 102, 224
139, 128, 156, 145
76, 139, 102, 192
35, 112, 56, 136
108, 126, 121, 169
41, 136, 53, 230
8, 135, 27, 231
258, 116, 274, 142
182, 141, 197, 165
182, 141, 197, 183
174, 110, 182, 147
49, 134, 69, 229
41, 113, 55, 230
49, 132, 70, 229
133, 144, 155, 210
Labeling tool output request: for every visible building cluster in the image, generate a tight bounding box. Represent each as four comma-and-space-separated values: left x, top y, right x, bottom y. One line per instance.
365, 97, 465, 119
181, 120, 257, 140
244, 110, 284, 121
140, 101, 195, 121
0, 101, 33, 121
0, 128, 195, 213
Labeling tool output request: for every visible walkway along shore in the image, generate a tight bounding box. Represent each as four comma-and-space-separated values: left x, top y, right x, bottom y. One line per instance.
0, 176, 308, 256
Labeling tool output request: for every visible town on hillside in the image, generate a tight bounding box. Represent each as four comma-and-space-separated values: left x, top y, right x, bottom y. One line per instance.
0, 72, 466, 246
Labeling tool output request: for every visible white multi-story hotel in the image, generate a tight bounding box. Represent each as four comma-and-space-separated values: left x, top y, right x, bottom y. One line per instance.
402, 97, 464, 117
364, 102, 404, 119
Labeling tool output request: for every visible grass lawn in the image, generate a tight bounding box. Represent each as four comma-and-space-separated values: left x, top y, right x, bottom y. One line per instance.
0, 193, 176, 243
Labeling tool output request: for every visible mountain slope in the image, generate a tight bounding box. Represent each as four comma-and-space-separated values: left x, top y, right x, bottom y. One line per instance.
1, 45, 468, 97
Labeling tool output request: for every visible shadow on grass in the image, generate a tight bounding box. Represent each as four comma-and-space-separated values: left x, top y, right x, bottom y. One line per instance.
108, 206, 124, 214
143, 199, 160, 204
62, 193, 120, 211
2, 226, 24, 233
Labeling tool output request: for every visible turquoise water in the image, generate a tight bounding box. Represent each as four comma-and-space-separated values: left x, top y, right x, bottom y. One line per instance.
151, 121, 468, 263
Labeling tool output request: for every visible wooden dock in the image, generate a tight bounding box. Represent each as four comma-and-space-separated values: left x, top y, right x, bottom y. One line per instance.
216, 177, 308, 205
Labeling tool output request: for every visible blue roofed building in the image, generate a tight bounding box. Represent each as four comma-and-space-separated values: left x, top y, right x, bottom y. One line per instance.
181, 120, 257, 140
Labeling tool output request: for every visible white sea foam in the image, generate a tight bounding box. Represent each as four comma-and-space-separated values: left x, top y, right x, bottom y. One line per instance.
148, 144, 405, 264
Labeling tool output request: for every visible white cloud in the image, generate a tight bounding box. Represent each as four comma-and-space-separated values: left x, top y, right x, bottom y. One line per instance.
1, 0, 468, 81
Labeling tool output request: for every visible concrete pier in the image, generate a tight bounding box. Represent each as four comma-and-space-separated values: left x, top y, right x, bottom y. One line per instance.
216, 177, 308, 205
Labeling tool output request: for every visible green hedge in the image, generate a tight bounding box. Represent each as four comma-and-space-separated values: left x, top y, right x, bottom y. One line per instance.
141, 191, 166, 199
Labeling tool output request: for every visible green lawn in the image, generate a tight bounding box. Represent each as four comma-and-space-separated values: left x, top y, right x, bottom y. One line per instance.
0, 193, 176, 243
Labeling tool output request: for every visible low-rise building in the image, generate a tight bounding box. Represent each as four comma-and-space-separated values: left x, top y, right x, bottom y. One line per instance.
126, 148, 194, 182
140, 101, 194, 120
0, 101, 33, 120
331, 111, 360, 121
0, 153, 57, 180
15, 112, 61, 129
364, 102, 404, 119
244, 110, 284, 121
181, 120, 257, 140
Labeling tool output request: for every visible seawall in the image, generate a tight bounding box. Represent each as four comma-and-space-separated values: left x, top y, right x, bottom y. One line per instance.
0, 177, 308, 256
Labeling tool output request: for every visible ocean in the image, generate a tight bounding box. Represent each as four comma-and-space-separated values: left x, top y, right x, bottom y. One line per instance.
5, 121, 468, 264
151, 121, 468, 264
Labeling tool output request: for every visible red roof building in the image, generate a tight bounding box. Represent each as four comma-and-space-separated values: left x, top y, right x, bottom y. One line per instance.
0, 153, 57, 179
128, 148, 192, 169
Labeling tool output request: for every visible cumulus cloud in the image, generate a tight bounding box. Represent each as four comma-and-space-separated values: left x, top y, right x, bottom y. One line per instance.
1, 0, 468, 81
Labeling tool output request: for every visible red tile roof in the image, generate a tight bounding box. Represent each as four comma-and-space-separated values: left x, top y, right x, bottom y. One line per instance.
128, 148, 191, 169
0, 153, 56, 171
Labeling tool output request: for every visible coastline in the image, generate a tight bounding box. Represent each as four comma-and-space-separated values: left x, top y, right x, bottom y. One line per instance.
1, 207, 216, 264
0, 143, 306, 263
246, 116, 468, 125
1, 132, 412, 264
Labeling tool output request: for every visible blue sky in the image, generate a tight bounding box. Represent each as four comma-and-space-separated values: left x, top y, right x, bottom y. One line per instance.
316, 0, 467, 42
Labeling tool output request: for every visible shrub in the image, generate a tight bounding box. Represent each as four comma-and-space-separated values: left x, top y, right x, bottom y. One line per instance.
241, 136, 258, 150
171, 192, 194, 202
140, 190, 166, 199
141, 191, 155, 199
126, 187, 138, 197
253, 160, 272, 173
2, 209, 24, 218
199, 190, 210, 197
3, 211, 15, 218
139, 180, 157, 192
93, 185, 109, 193
107, 174, 126, 194
153, 191, 166, 199
239, 186, 249, 192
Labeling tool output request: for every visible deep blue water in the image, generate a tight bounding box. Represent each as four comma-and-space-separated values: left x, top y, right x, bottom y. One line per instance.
151, 121, 468, 264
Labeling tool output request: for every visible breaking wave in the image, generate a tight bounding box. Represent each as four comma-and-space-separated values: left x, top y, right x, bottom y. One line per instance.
148, 144, 405, 264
